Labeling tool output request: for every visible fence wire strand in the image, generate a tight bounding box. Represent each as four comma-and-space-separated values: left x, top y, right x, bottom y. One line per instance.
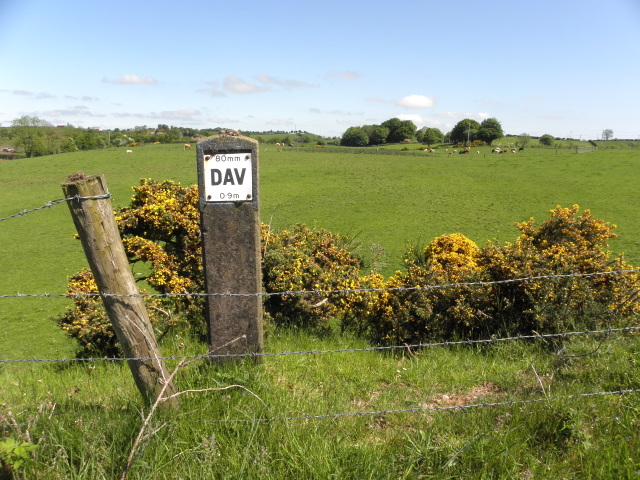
1, 326, 638, 364
2, 268, 639, 300
0, 193, 112, 222
7, 387, 640, 428
203, 388, 640, 424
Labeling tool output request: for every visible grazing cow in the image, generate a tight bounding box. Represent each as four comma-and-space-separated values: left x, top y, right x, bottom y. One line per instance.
511, 149, 517, 153
184, 144, 192, 150
459, 149, 469, 154
126, 150, 133, 154
275, 143, 281, 146
493, 148, 501, 153
518, 147, 524, 151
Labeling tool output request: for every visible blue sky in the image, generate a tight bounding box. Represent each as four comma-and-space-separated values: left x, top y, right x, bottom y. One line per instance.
1, 0, 639, 139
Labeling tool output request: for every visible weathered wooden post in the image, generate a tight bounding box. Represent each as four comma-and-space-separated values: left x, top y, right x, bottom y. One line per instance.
62, 174, 178, 407
197, 134, 263, 362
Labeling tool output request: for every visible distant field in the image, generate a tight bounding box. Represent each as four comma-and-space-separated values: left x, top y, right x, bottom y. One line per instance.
1, 143, 639, 358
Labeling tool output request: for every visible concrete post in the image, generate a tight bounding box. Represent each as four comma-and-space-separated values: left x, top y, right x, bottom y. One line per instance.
196, 134, 263, 362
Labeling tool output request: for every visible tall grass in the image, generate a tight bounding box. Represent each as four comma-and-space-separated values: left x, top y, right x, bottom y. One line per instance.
2, 331, 639, 478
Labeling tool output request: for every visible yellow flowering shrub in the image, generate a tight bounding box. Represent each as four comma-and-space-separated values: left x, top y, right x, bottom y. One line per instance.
55, 180, 365, 353
54, 269, 169, 357
346, 208, 638, 346
482, 205, 639, 333
261, 224, 363, 330
342, 234, 492, 344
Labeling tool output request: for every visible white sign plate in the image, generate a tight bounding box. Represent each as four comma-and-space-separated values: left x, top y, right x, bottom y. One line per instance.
203, 152, 253, 202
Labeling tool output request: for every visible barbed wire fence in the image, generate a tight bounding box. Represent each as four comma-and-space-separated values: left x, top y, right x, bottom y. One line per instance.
0, 193, 112, 222
1, 194, 640, 425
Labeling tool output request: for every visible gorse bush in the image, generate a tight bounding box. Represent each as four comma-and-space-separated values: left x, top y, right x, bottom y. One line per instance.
54, 178, 639, 355
341, 233, 494, 344
481, 205, 639, 334
54, 269, 171, 357
55, 179, 364, 354
115, 179, 205, 332
342, 206, 639, 345
262, 223, 362, 330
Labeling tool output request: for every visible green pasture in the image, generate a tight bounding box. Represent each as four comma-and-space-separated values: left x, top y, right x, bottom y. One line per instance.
1, 143, 639, 478
1, 143, 639, 359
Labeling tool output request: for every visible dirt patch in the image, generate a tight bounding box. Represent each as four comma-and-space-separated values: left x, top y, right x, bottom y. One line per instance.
421, 381, 503, 409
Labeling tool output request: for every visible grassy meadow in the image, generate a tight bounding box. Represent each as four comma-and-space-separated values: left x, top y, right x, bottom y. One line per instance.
1, 142, 639, 478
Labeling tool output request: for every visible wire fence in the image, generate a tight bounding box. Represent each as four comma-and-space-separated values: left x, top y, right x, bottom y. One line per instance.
2, 194, 639, 426
1, 326, 638, 364
198, 388, 640, 424
2, 269, 639, 300
0, 193, 111, 222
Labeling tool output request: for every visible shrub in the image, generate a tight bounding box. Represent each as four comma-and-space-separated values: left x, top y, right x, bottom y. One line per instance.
342, 234, 493, 344
54, 180, 364, 354
262, 224, 362, 330
115, 179, 205, 331
481, 205, 639, 334
53, 269, 171, 357
344, 208, 639, 346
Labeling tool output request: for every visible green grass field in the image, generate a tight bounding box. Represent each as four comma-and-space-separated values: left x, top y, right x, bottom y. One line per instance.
1, 143, 639, 359
1, 143, 639, 479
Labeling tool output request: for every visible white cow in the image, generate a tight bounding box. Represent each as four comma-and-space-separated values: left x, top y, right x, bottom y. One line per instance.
126, 150, 133, 154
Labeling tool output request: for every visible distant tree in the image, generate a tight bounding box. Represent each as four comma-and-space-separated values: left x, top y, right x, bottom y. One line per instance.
539, 134, 554, 146
165, 126, 183, 143
450, 119, 480, 144
477, 118, 503, 146
381, 118, 417, 143
602, 129, 613, 141
366, 125, 389, 145
10, 115, 52, 157
43, 126, 64, 155
420, 127, 444, 147
515, 133, 531, 148
340, 127, 369, 147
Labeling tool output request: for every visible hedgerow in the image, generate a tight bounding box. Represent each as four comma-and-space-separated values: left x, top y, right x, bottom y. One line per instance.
54, 177, 638, 354
341, 206, 639, 345
54, 179, 363, 354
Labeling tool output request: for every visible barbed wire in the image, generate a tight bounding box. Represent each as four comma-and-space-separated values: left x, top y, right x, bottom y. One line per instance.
1, 326, 637, 364
1, 269, 638, 300
203, 388, 640, 424
7, 387, 640, 428
0, 193, 112, 222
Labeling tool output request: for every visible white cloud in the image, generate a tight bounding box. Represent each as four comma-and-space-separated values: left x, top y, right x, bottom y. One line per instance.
42, 105, 103, 117
396, 95, 435, 109
104, 74, 158, 85
197, 82, 227, 97
224, 76, 270, 94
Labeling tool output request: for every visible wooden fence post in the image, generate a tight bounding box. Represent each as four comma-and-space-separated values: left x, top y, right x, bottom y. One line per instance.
62, 174, 177, 408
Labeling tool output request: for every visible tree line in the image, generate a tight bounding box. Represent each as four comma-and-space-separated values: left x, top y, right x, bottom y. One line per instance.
3, 116, 223, 158
340, 117, 507, 147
